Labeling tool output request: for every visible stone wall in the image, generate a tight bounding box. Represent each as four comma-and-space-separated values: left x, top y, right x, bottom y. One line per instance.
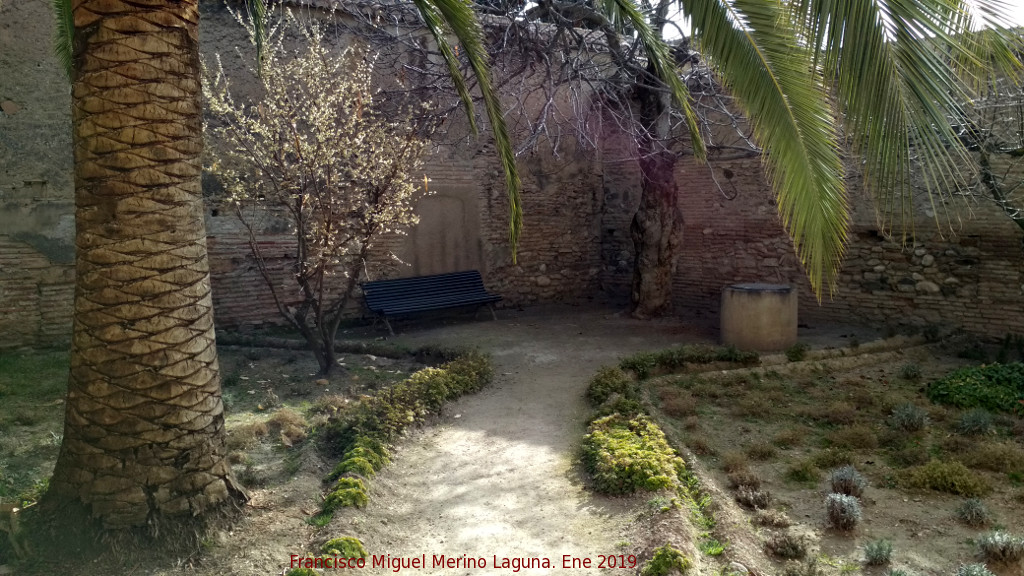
1, 0, 1022, 347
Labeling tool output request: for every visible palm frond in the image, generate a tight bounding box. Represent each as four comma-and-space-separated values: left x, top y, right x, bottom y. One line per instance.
51, 0, 73, 79
606, 0, 706, 159
412, 0, 523, 256
249, 0, 268, 74
686, 0, 848, 298
789, 0, 1022, 237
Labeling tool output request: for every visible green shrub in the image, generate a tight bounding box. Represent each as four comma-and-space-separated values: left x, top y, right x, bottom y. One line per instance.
582, 414, 683, 495
332, 457, 375, 479
785, 459, 820, 483
956, 565, 995, 576
897, 460, 990, 497
812, 448, 854, 469
322, 478, 369, 511
640, 544, 691, 576
587, 367, 636, 405
975, 531, 1024, 564
829, 465, 868, 498
889, 403, 930, 432
322, 352, 492, 453
765, 532, 807, 559
619, 346, 758, 379
956, 498, 992, 527
825, 493, 861, 530
864, 539, 893, 565
322, 536, 368, 558
898, 363, 922, 380
285, 569, 319, 576
927, 363, 1024, 414
957, 409, 994, 436
786, 343, 809, 362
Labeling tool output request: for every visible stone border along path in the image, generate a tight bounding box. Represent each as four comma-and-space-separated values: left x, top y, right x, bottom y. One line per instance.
341, 307, 708, 575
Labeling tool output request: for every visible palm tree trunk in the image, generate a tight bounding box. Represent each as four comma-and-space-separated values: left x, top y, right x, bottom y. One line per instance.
46, 0, 245, 529
630, 68, 682, 319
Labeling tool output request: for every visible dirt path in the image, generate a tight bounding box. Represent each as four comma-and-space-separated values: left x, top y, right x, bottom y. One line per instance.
347, 306, 707, 575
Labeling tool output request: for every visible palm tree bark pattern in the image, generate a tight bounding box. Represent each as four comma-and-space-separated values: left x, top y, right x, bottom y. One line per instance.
47, 0, 245, 528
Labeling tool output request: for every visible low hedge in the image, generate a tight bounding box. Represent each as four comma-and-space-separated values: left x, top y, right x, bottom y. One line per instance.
316, 350, 492, 519
582, 414, 685, 495
620, 344, 759, 379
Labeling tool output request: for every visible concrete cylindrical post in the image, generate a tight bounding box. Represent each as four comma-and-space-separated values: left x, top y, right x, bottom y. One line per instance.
720, 283, 798, 351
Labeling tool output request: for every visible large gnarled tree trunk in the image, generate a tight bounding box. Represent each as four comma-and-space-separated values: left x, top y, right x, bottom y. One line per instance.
630, 63, 682, 319
46, 0, 245, 529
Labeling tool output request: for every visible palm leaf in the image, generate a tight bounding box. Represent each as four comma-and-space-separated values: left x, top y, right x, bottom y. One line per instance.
411, 0, 523, 256
686, 0, 848, 298
51, 0, 73, 79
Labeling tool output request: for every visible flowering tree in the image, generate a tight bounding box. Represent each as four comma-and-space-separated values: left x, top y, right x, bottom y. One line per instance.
205, 18, 430, 375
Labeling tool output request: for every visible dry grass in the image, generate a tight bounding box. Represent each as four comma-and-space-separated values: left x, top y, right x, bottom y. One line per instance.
961, 442, 1024, 474
828, 425, 879, 450
747, 441, 778, 461
721, 451, 750, 473
773, 427, 807, 449
689, 435, 716, 456
682, 416, 700, 431
755, 509, 792, 528
227, 420, 269, 450
310, 393, 350, 416
727, 468, 762, 490
658, 387, 698, 418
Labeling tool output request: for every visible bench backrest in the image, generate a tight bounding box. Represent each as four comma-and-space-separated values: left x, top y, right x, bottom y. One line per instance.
362, 270, 493, 311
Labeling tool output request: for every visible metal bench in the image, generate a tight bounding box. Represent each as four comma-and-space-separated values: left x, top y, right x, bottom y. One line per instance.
362, 270, 501, 335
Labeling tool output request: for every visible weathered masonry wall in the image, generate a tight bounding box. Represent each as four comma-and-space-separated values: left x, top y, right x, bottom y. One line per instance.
1, 0, 1022, 346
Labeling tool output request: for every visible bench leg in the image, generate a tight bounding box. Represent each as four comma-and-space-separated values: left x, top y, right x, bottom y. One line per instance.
382, 316, 395, 336
488, 303, 498, 321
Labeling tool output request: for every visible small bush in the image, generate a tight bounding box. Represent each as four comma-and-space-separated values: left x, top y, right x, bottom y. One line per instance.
829, 425, 879, 450
322, 536, 368, 558
754, 509, 791, 528
721, 451, 750, 474
897, 460, 990, 497
786, 343, 809, 362
957, 498, 992, 527
587, 366, 636, 405
658, 388, 698, 418
820, 401, 858, 425
863, 539, 893, 565
640, 544, 691, 576
954, 561, 995, 569
927, 363, 1024, 414
958, 409, 994, 436
736, 486, 771, 509
582, 414, 683, 495
825, 493, 862, 530
773, 428, 806, 449
332, 457, 375, 478
956, 565, 995, 576
322, 478, 369, 511
899, 363, 922, 380
285, 569, 319, 576
829, 465, 868, 498
785, 459, 820, 483
889, 403, 930, 432
812, 448, 854, 469
727, 469, 762, 490
975, 531, 1024, 564
765, 532, 807, 559
227, 421, 269, 450
747, 442, 777, 461
961, 442, 1024, 474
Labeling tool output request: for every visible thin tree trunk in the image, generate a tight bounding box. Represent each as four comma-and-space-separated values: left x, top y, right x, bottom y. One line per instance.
46, 0, 246, 529
630, 68, 682, 319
